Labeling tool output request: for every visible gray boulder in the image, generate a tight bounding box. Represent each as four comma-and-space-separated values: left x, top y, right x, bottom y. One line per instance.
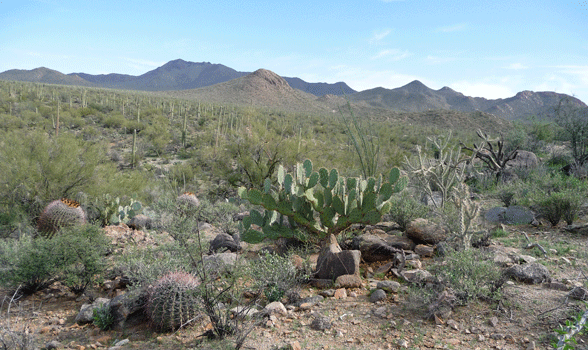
506, 150, 540, 169
127, 214, 152, 230
351, 234, 403, 262
315, 235, 361, 280
202, 252, 238, 276
484, 206, 535, 225
370, 289, 387, 303
504, 262, 551, 284
209, 232, 241, 253
75, 297, 110, 324
406, 218, 448, 244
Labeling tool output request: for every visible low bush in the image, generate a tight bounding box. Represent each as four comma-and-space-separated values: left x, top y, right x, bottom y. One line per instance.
387, 191, 429, 230
248, 252, 309, 303
0, 224, 109, 295
428, 248, 502, 305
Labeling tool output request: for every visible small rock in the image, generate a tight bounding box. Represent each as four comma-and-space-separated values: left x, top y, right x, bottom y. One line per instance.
376, 280, 400, 293
491, 333, 505, 340
114, 339, 129, 347
402, 269, 434, 283
569, 287, 588, 300
526, 341, 536, 350
370, 289, 387, 303
319, 289, 336, 297
287, 341, 301, 350
372, 306, 388, 318
335, 274, 362, 288
45, 340, 62, 349
489, 316, 499, 327
333, 288, 347, 299
447, 319, 459, 330
414, 244, 435, 257
310, 316, 331, 331
397, 339, 409, 348
265, 301, 287, 316
561, 257, 572, 265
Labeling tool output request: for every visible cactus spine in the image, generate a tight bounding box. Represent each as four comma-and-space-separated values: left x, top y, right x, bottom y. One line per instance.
146, 272, 202, 332
37, 198, 87, 237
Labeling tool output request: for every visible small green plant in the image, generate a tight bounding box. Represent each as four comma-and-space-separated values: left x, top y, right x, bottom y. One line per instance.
249, 252, 308, 303
387, 191, 429, 231
491, 228, 509, 238
428, 248, 502, 305
93, 303, 114, 331
553, 307, 588, 350
239, 159, 407, 243
535, 190, 583, 226
94, 195, 142, 226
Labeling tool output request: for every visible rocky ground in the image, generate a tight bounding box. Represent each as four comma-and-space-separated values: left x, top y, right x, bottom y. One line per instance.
2, 220, 588, 350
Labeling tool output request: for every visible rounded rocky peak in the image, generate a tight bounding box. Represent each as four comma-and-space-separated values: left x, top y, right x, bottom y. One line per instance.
251, 69, 291, 89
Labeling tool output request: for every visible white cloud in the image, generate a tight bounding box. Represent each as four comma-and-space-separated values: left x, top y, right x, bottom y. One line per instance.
450, 81, 515, 99
371, 49, 411, 61
121, 57, 165, 72
556, 65, 588, 85
435, 23, 467, 33
504, 63, 529, 70
370, 29, 392, 44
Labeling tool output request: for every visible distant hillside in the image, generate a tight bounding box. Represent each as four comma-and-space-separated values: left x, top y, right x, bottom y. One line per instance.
349, 80, 587, 120
165, 68, 345, 113
0, 59, 355, 97
0, 67, 94, 86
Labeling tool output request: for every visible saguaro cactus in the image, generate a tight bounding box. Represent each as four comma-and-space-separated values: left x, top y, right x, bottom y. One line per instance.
238, 159, 408, 243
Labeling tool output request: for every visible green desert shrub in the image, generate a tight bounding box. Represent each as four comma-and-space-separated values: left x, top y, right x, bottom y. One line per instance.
0, 224, 109, 295
534, 190, 583, 226
248, 252, 309, 303
387, 191, 430, 230
428, 248, 502, 305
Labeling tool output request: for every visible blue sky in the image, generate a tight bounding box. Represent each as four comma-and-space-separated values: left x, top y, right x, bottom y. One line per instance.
1, 0, 587, 103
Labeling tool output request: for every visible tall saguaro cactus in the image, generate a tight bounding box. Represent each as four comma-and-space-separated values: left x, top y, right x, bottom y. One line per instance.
238, 159, 407, 243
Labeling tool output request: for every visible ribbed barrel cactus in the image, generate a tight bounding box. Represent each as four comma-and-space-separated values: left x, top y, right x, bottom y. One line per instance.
146, 271, 202, 332
176, 192, 200, 215
37, 198, 87, 238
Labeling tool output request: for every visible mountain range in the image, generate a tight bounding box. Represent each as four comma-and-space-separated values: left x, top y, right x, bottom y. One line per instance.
0, 59, 585, 121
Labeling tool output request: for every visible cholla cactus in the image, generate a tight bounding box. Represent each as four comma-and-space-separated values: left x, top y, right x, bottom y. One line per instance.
176, 192, 200, 215
37, 198, 87, 238
451, 182, 480, 249
146, 271, 202, 332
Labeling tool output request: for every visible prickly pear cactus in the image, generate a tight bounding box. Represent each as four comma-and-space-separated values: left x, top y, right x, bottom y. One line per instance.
238, 159, 408, 243
176, 192, 200, 215
37, 198, 87, 238
146, 271, 202, 332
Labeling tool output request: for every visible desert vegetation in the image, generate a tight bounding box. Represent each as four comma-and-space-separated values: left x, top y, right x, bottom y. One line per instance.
1, 79, 588, 349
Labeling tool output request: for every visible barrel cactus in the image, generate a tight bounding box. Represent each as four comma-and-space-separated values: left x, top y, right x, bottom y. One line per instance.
37, 198, 87, 238
176, 192, 200, 215
146, 271, 202, 332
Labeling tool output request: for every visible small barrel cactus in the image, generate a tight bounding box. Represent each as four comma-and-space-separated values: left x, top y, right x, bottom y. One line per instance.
176, 192, 200, 215
146, 271, 202, 332
37, 198, 87, 238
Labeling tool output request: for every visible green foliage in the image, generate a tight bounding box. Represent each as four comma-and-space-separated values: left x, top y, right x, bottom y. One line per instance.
248, 252, 308, 302
429, 248, 502, 305
93, 303, 115, 331
0, 224, 108, 295
535, 190, 583, 226
339, 101, 380, 178
239, 160, 407, 243
387, 191, 429, 230
93, 195, 142, 226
